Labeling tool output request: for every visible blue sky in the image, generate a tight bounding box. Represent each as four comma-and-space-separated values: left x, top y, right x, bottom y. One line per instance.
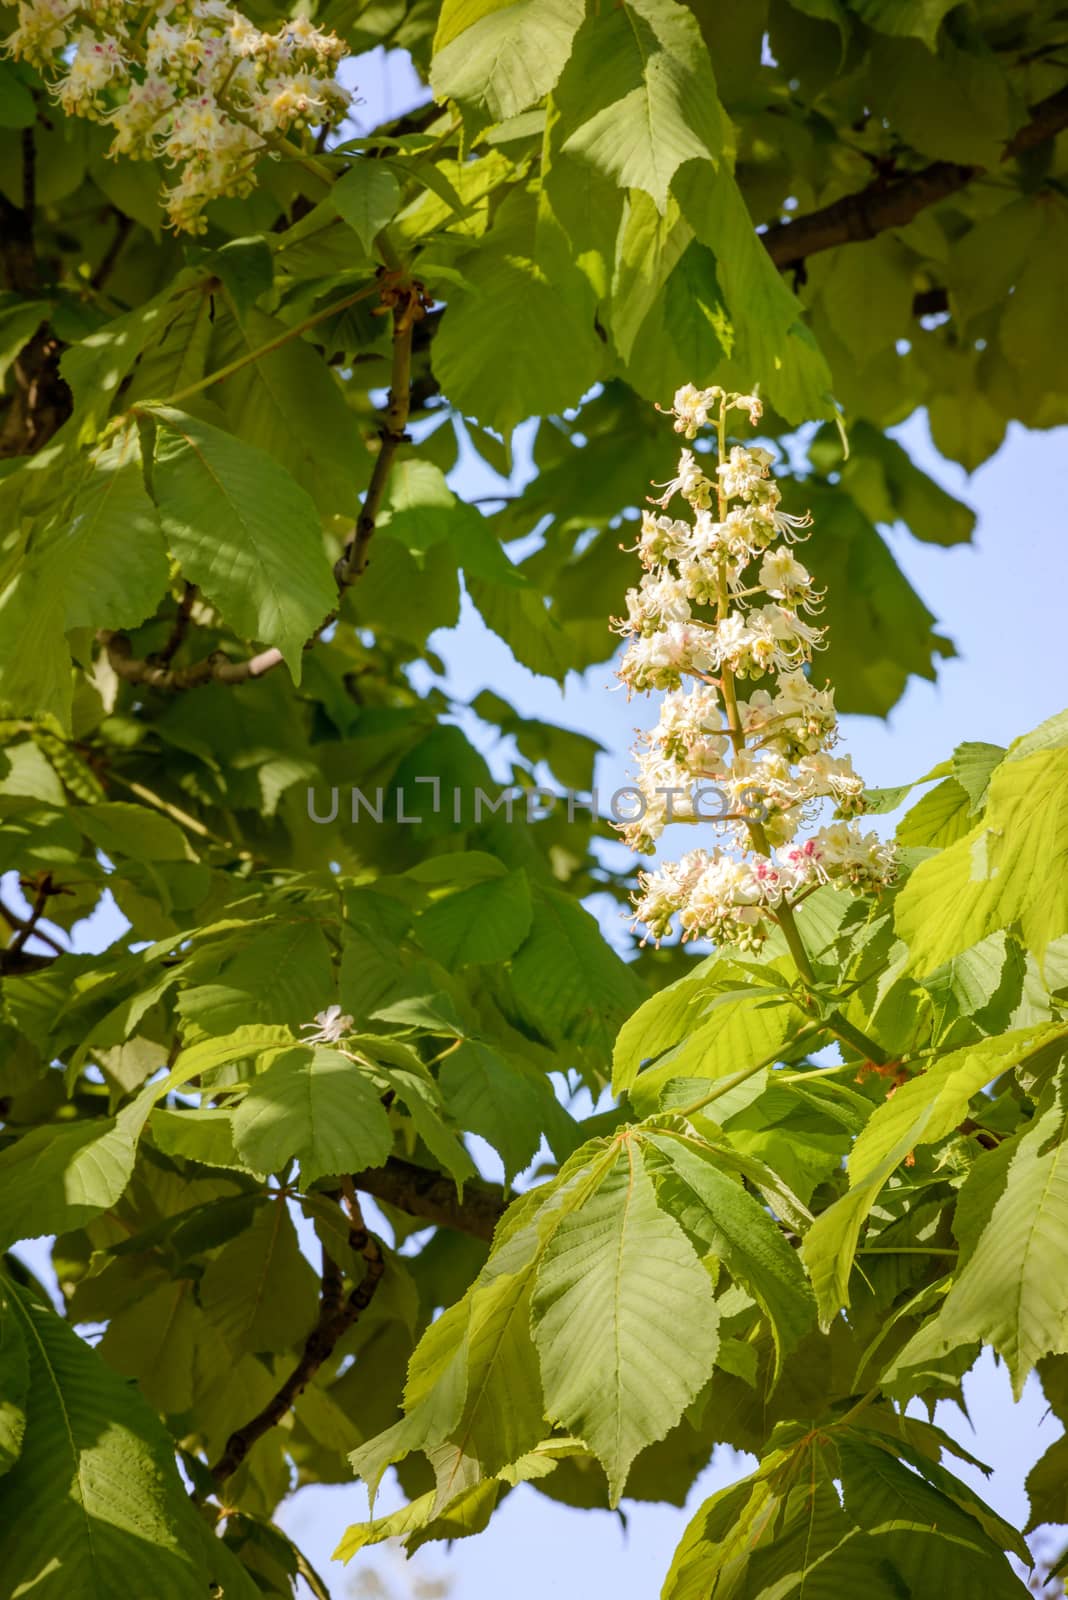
8, 44, 1067, 1599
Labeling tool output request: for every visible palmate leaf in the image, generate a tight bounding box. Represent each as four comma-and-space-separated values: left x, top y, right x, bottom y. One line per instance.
614, 955, 799, 1109
801, 1024, 1066, 1325
431, 0, 587, 122
895, 739, 1068, 972
350, 1135, 721, 1521
231, 1044, 394, 1184
643, 1129, 816, 1368
889, 1071, 1068, 1396
662, 1425, 1031, 1600
432, 198, 604, 435
332, 160, 401, 253
0, 1280, 212, 1598
554, 0, 729, 211
175, 918, 336, 1035
531, 1139, 720, 1504
146, 405, 337, 680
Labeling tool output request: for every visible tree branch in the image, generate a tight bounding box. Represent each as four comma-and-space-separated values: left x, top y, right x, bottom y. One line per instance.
209, 1190, 385, 1488
334, 270, 423, 586
351, 1155, 507, 1242
760, 81, 1068, 270
0, 892, 65, 958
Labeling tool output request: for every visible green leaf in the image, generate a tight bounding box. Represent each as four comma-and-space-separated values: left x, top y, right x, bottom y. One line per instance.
866, 34, 1024, 167
891, 1074, 1068, 1397
332, 161, 401, 251
439, 1039, 550, 1181
619, 968, 799, 1112
98, 1277, 228, 1415
232, 1045, 394, 1184
0, 1281, 212, 1597
509, 887, 647, 1062
555, 0, 729, 210
150, 1106, 241, 1170
802, 1026, 1065, 1326
0, 562, 71, 728
952, 741, 1004, 811
531, 1141, 720, 1503
416, 868, 533, 967
0, 61, 35, 129
850, 1024, 1066, 1185
644, 1130, 815, 1366
147, 405, 336, 680
814, 236, 916, 366
0, 1280, 28, 1477
837, 420, 976, 547
806, 483, 953, 716
897, 777, 977, 849
61, 289, 185, 444
431, 0, 586, 121
433, 202, 603, 434
0, 1111, 142, 1253
847, 0, 957, 50
175, 918, 335, 1035
76, 800, 190, 862
1026, 1432, 1068, 1531
895, 743, 1068, 971
675, 161, 835, 424
466, 574, 578, 680
33, 427, 169, 632
199, 1196, 319, 1355
211, 306, 369, 517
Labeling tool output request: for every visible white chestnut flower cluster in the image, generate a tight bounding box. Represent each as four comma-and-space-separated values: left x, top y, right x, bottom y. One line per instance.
2, 0, 350, 232
615, 385, 896, 949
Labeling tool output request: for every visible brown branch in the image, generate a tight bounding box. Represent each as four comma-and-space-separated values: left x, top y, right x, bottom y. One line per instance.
334, 272, 424, 586
155, 582, 197, 665
351, 1155, 507, 1242
760, 81, 1068, 270
0, 892, 65, 957
209, 1191, 385, 1488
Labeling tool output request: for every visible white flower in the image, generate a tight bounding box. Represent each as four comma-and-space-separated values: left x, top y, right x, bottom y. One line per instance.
759, 547, 813, 602
4, 0, 352, 232
718, 445, 774, 501
616, 380, 895, 950
300, 1005, 354, 1044
667, 384, 723, 439
651, 448, 714, 510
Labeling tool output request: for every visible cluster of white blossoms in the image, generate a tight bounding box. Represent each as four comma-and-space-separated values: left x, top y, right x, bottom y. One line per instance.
615, 384, 896, 950
2, 0, 349, 232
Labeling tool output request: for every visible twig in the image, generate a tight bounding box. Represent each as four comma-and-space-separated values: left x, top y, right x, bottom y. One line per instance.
335, 265, 427, 585
761, 82, 1068, 271
154, 583, 196, 666
209, 1191, 385, 1488
0, 889, 65, 957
